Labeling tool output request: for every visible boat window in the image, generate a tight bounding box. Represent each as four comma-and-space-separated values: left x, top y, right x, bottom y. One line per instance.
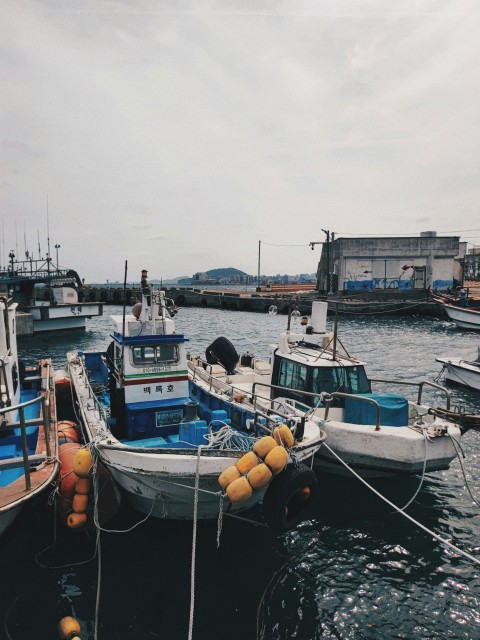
311, 365, 370, 399
131, 344, 179, 366
278, 359, 307, 392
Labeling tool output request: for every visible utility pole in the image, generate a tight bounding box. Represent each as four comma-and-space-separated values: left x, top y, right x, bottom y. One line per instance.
321, 229, 330, 294
257, 240, 261, 291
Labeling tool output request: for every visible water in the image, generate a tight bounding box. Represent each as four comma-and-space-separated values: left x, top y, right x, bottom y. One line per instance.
2, 307, 480, 639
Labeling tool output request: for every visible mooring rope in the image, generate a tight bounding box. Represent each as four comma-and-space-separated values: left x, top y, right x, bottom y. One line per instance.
323, 442, 480, 566
188, 445, 203, 640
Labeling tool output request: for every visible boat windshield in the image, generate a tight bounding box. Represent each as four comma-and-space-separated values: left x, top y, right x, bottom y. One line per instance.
131, 344, 179, 366
311, 364, 371, 404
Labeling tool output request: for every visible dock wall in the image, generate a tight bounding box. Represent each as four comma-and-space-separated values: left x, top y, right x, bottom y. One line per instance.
81, 286, 442, 318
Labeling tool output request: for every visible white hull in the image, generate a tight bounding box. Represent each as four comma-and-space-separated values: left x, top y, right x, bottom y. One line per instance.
28, 303, 103, 333
437, 358, 480, 392
312, 416, 461, 477
98, 445, 264, 519
442, 304, 480, 330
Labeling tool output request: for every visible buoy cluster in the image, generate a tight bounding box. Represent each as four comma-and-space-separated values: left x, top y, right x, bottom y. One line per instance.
58, 442, 94, 530
218, 424, 295, 505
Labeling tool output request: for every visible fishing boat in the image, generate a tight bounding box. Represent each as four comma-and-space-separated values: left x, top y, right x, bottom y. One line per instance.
436, 347, 480, 392
188, 301, 463, 478
0, 293, 58, 537
0, 252, 103, 334
66, 271, 326, 530
433, 291, 480, 330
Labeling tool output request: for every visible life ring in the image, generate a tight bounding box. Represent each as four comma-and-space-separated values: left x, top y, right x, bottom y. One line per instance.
262, 463, 317, 531
100, 290, 108, 301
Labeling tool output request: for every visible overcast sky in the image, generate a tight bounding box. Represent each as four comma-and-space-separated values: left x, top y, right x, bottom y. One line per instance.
2, 0, 479, 282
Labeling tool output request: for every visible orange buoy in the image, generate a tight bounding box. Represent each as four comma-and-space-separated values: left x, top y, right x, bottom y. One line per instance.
247, 462, 272, 490
75, 477, 91, 495
264, 445, 289, 476
226, 476, 253, 504
253, 435, 277, 459
236, 451, 259, 475
218, 465, 241, 490
58, 615, 82, 639
66, 512, 88, 529
73, 448, 93, 478
273, 425, 295, 448
58, 420, 81, 444
72, 493, 89, 514
59, 443, 82, 498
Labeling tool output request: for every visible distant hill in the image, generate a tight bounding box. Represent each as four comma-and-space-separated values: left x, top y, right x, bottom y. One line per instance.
205, 267, 248, 278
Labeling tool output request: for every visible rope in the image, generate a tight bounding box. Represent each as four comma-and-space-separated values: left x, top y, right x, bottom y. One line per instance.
188, 445, 203, 640
322, 442, 480, 566
398, 424, 429, 511
448, 434, 480, 509
216, 492, 225, 548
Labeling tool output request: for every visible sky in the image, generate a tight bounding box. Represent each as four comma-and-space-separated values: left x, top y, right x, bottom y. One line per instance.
1, 0, 480, 283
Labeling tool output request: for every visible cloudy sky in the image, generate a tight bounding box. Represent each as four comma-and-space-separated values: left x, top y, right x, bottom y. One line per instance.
2, 0, 479, 282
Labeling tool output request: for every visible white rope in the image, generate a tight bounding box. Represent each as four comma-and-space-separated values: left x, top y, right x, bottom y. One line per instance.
322, 442, 480, 566
398, 424, 429, 511
188, 445, 203, 640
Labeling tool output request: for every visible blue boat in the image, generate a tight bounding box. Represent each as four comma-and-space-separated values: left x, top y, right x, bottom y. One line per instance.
67, 271, 326, 530
0, 293, 58, 537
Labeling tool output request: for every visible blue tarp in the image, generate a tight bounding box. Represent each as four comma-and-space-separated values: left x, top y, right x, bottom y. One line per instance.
344, 393, 409, 427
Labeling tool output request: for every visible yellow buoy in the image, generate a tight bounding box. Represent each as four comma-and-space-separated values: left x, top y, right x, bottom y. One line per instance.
58, 615, 81, 639
66, 512, 88, 529
273, 424, 295, 448
226, 476, 253, 504
74, 477, 91, 495
73, 448, 93, 478
218, 465, 241, 490
247, 463, 272, 490
264, 445, 289, 476
72, 493, 89, 514
236, 450, 259, 475
252, 435, 277, 459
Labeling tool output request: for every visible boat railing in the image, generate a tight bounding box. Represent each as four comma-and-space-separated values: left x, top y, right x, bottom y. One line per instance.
76, 356, 110, 426
369, 378, 451, 410
252, 382, 384, 430
0, 379, 52, 491
188, 363, 309, 437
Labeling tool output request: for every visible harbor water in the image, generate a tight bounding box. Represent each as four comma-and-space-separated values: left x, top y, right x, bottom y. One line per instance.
2, 306, 480, 639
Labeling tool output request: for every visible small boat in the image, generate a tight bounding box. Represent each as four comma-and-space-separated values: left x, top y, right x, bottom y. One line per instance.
66, 271, 326, 530
436, 347, 480, 392
0, 293, 58, 537
1, 252, 103, 334
188, 301, 463, 478
433, 291, 480, 330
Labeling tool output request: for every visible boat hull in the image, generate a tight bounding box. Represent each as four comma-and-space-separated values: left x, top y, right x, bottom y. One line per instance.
438, 360, 480, 391
98, 446, 264, 520
28, 303, 104, 333
441, 304, 480, 330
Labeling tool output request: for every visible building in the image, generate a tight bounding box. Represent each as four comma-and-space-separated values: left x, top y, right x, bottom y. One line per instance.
316, 233, 462, 293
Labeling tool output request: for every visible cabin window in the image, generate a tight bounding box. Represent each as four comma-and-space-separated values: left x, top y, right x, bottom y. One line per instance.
278, 359, 307, 392
131, 343, 179, 366
311, 365, 370, 397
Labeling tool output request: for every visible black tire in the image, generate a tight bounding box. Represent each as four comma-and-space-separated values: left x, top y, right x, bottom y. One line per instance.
205, 336, 239, 374
262, 463, 317, 531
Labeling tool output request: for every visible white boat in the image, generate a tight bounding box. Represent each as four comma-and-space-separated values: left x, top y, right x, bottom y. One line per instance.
0, 293, 58, 537
433, 294, 480, 330
188, 301, 463, 478
436, 348, 480, 391
1, 254, 103, 333
66, 271, 326, 530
